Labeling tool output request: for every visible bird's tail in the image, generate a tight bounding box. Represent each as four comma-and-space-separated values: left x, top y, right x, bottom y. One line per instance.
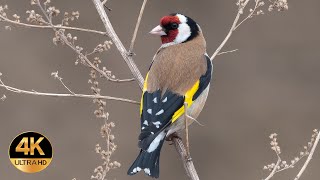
127, 138, 165, 178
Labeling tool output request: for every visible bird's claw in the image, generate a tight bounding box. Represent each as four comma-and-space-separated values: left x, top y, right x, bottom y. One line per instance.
166, 133, 182, 144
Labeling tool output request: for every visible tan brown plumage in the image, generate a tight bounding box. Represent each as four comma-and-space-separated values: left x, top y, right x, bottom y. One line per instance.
147, 33, 207, 95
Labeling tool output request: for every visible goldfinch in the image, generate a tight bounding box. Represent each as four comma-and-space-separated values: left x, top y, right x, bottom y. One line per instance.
128, 13, 212, 178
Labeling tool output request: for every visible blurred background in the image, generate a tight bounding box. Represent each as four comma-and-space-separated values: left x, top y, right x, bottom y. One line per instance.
1, 0, 320, 180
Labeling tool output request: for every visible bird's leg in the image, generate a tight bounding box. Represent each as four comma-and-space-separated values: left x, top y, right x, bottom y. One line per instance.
184, 102, 192, 161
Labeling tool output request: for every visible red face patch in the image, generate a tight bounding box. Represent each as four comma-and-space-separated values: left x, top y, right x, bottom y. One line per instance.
159, 16, 181, 44
160, 16, 180, 27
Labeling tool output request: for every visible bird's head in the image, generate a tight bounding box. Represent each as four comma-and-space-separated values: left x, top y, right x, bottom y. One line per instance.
149, 13, 200, 46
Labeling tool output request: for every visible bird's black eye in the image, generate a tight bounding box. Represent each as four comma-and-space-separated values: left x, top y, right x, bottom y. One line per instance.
171, 23, 178, 29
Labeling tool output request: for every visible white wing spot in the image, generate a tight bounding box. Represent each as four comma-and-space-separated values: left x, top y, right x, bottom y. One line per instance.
141, 127, 145, 130
143, 120, 149, 126
153, 97, 157, 103
144, 168, 151, 175
155, 109, 164, 116
147, 109, 152, 114
153, 121, 162, 128
162, 97, 167, 103
137, 167, 141, 171
151, 132, 154, 135
133, 168, 137, 173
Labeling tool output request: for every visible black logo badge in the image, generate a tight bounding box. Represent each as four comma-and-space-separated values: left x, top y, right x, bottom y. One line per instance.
9, 131, 53, 173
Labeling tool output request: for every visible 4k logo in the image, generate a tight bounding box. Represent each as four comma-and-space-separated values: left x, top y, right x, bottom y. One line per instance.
9, 131, 53, 173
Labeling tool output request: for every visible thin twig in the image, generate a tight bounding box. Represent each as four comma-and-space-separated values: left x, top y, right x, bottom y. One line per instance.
172, 133, 200, 180
210, 0, 250, 61
184, 102, 191, 159
58, 78, 75, 95
0, 79, 139, 105
264, 154, 282, 180
0, 13, 107, 36
92, 0, 144, 89
294, 130, 320, 180
217, 49, 239, 56
234, 0, 260, 30
128, 0, 148, 54
34, 0, 134, 83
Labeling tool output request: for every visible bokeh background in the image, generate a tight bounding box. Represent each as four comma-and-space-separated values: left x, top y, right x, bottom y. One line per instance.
1, 0, 320, 180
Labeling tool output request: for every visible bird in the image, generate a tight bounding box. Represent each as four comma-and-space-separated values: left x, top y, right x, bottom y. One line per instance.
127, 13, 213, 178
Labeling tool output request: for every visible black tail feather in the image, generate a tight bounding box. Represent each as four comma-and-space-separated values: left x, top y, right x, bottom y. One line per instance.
127, 139, 165, 178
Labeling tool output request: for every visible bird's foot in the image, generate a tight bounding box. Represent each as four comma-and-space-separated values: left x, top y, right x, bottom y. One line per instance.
166, 133, 182, 145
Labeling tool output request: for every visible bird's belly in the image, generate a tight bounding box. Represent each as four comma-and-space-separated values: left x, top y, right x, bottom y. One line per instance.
166, 85, 210, 136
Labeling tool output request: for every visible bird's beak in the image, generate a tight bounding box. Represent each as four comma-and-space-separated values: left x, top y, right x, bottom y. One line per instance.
149, 25, 167, 36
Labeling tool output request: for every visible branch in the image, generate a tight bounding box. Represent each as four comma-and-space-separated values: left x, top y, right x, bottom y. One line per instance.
264, 154, 282, 180
0, 78, 139, 105
129, 0, 148, 54
294, 130, 320, 180
234, 0, 260, 30
92, 0, 144, 89
0, 13, 107, 36
263, 130, 319, 180
210, 0, 250, 61
172, 133, 199, 180
217, 49, 239, 56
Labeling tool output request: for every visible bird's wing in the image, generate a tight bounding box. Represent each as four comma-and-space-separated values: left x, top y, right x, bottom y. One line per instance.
138, 55, 212, 150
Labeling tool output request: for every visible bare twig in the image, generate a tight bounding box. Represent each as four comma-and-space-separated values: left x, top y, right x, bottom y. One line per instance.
92, 0, 144, 89
294, 130, 320, 180
128, 0, 148, 54
172, 133, 199, 180
184, 102, 191, 159
29, 0, 134, 83
0, 14, 107, 35
51, 71, 75, 94
217, 49, 239, 56
234, 0, 260, 30
263, 131, 319, 180
0, 79, 139, 105
58, 29, 134, 83
210, 0, 250, 61
264, 154, 282, 180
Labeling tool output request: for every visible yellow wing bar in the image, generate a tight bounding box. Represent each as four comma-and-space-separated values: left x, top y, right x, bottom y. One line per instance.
171, 80, 200, 122
140, 73, 200, 123
140, 73, 149, 115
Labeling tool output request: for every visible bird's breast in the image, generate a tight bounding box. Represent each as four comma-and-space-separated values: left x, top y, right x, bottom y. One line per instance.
147, 43, 206, 95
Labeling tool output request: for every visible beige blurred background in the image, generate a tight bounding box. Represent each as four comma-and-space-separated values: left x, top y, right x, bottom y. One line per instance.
1, 0, 320, 180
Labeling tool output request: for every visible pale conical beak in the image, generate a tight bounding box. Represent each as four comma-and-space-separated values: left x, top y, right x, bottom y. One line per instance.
149, 25, 167, 36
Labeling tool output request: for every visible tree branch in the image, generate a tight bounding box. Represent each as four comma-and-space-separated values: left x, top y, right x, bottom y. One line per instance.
294, 130, 320, 180
0, 14, 107, 35
264, 154, 282, 180
172, 134, 199, 180
129, 0, 148, 54
217, 49, 239, 56
210, 0, 250, 61
92, 0, 144, 89
0, 79, 139, 105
